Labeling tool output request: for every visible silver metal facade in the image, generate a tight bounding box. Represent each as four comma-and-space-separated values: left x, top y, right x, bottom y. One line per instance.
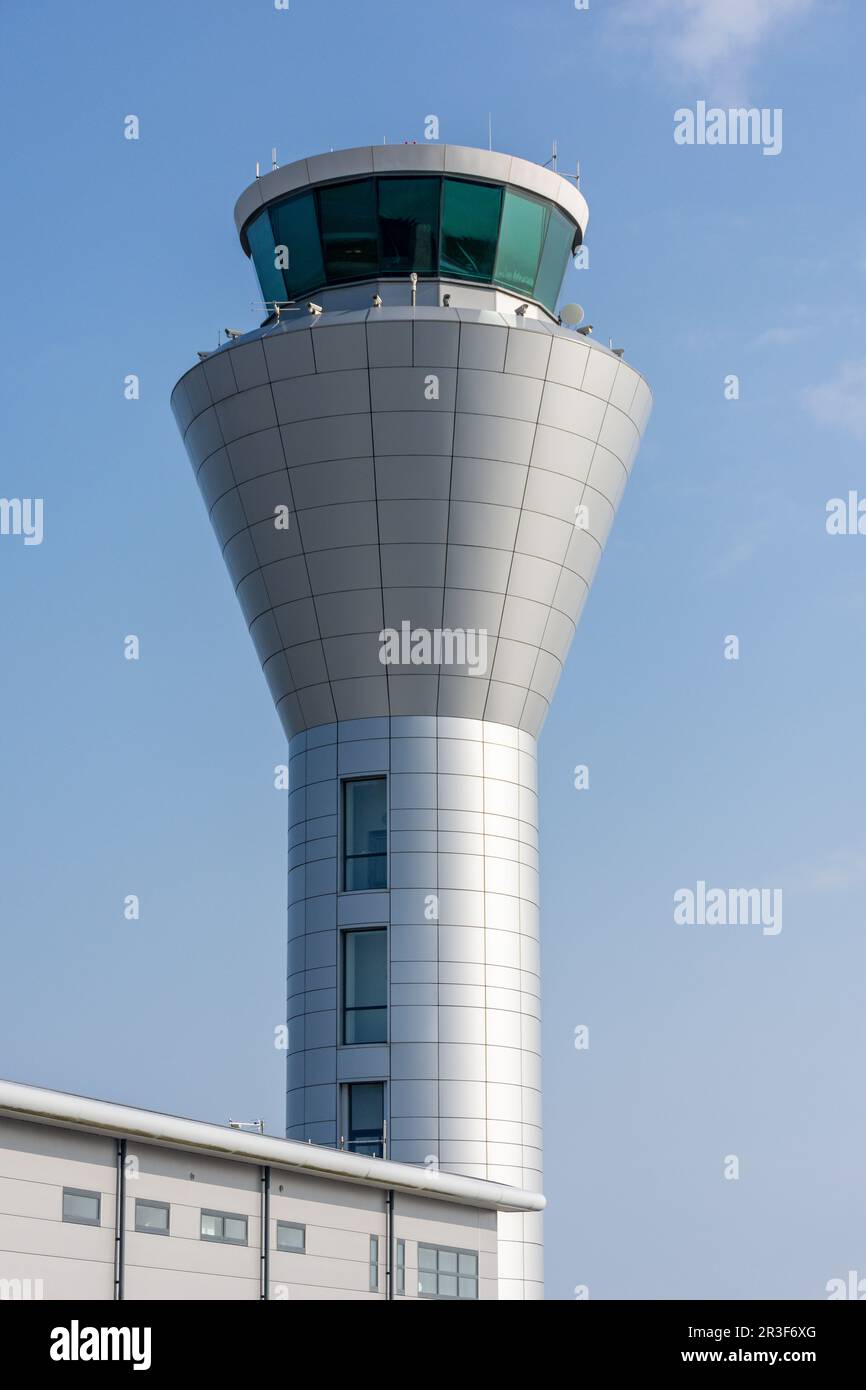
171, 147, 651, 1300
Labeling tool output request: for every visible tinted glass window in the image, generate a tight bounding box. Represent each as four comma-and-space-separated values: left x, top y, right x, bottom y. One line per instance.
534, 207, 576, 312
247, 209, 286, 308
344, 777, 387, 890
318, 178, 378, 281
62, 1189, 100, 1225
347, 1081, 384, 1158
276, 1221, 306, 1253
495, 189, 548, 295
377, 176, 439, 275
344, 928, 387, 1044
417, 1244, 478, 1299
440, 178, 502, 281
271, 192, 325, 299
135, 1200, 169, 1234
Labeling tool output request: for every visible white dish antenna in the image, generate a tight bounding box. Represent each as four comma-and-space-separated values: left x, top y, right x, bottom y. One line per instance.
560, 303, 584, 326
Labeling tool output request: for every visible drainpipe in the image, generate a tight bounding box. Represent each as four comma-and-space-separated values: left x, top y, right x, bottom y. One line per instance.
114, 1138, 126, 1301
386, 1189, 395, 1300
261, 1165, 270, 1300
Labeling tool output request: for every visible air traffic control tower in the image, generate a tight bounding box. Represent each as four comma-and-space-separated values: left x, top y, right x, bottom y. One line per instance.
172, 144, 651, 1299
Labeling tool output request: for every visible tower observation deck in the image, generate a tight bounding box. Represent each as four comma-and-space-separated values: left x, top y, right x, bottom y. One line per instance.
172, 144, 652, 1299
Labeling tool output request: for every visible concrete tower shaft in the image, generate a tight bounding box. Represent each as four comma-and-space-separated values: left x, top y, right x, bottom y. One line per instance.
171, 145, 651, 1299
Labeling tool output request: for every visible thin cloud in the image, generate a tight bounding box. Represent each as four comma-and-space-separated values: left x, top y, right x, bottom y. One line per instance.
749, 326, 810, 350
796, 848, 866, 892
615, 0, 816, 86
805, 360, 866, 442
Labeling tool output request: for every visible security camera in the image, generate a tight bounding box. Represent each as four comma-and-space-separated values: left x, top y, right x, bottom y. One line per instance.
307, 302, 323, 316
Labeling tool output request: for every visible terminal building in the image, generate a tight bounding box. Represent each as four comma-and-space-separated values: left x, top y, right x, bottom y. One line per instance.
1, 144, 650, 1301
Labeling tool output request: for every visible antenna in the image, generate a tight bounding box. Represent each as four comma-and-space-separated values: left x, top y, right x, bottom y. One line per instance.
542, 140, 559, 172
251, 300, 301, 323
488, 112, 493, 151
560, 303, 585, 328
271, 147, 278, 171
255, 160, 260, 179
576, 159, 581, 187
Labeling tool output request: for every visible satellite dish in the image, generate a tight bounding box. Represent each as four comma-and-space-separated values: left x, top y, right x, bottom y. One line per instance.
560, 303, 584, 326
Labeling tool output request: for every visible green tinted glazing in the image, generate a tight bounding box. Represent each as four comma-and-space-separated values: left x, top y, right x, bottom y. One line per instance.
271, 192, 325, 299
377, 176, 439, 274
440, 178, 502, 280
248, 173, 578, 311
534, 206, 576, 312
318, 178, 378, 281
247, 209, 288, 307
494, 190, 548, 295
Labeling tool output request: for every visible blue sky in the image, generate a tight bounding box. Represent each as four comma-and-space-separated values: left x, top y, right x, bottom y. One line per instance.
1, 0, 864, 1299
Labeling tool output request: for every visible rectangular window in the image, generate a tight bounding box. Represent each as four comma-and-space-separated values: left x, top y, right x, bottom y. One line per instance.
346, 1081, 385, 1158
493, 188, 549, 295
62, 1188, 100, 1226
247, 208, 287, 308
200, 1210, 248, 1245
396, 1238, 405, 1296
377, 176, 439, 275
276, 1220, 306, 1253
343, 927, 387, 1044
343, 777, 387, 891
418, 1245, 478, 1300
533, 207, 576, 313
318, 178, 378, 282
440, 177, 502, 282
135, 1199, 170, 1235
271, 191, 326, 301
369, 1234, 379, 1292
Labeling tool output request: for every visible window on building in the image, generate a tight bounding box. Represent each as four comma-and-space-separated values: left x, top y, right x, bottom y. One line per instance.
135, 1199, 170, 1235
418, 1245, 478, 1300
318, 178, 379, 282
271, 191, 326, 301
246, 174, 579, 317
343, 927, 387, 1044
396, 1238, 406, 1296
533, 207, 577, 314
343, 777, 387, 891
494, 188, 549, 295
276, 1221, 305, 1253
246, 208, 287, 309
62, 1188, 100, 1226
345, 1081, 385, 1158
369, 1234, 379, 1292
377, 176, 439, 275
440, 177, 502, 281
200, 1210, 248, 1245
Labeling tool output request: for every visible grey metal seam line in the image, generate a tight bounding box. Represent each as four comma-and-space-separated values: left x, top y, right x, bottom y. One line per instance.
261, 331, 334, 716
523, 396, 616, 710
483, 327, 554, 729
435, 316, 462, 720
364, 312, 390, 722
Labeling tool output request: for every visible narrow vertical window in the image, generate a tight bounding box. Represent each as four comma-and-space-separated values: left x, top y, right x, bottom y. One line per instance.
343, 777, 387, 891
343, 928, 387, 1043
345, 1082, 385, 1158
369, 1234, 379, 1292
396, 1238, 406, 1296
